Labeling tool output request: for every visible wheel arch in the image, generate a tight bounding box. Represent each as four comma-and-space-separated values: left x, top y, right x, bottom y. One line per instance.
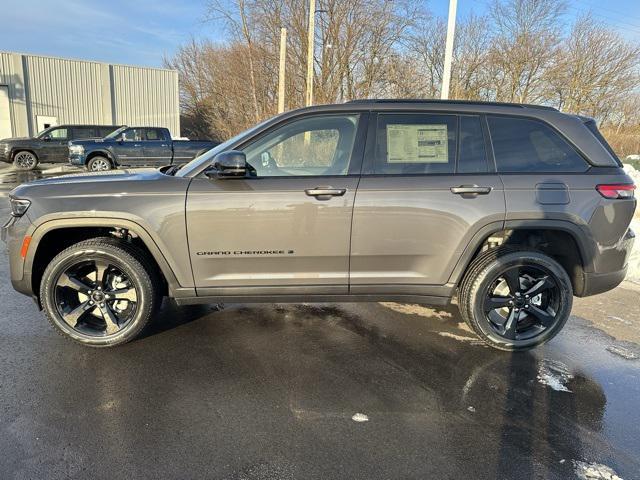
450, 220, 595, 296
12, 148, 39, 161
85, 150, 116, 167
26, 219, 185, 302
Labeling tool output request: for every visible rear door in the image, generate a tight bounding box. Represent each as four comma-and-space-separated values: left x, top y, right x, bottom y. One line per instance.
350, 112, 505, 295
186, 113, 367, 296
142, 128, 173, 165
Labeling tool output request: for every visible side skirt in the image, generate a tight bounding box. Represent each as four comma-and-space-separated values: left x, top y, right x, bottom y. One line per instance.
174, 293, 451, 306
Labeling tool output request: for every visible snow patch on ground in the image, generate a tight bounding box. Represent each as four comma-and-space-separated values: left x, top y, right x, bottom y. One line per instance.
623, 164, 640, 285
351, 413, 369, 422
573, 460, 623, 480
537, 359, 574, 392
606, 344, 639, 360
379, 302, 453, 320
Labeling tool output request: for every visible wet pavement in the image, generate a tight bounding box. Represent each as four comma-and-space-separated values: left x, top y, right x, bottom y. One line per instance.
1, 164, 639, 479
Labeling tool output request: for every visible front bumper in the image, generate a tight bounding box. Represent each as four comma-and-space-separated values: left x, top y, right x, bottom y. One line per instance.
69, 153, 87, 166
0, 150, 10, 163
2, 214, 33, 297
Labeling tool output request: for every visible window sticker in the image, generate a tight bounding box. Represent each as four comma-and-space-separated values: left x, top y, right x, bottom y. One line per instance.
386, 124, 449, 163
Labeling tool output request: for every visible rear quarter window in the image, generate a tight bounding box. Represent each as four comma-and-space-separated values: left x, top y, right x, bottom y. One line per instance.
487, 116, 588, 173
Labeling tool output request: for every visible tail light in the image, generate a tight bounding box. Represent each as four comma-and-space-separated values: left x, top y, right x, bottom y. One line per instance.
596, 184, 635, 199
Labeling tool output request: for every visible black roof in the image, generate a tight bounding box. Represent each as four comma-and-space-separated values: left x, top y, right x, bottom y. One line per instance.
345, 98, 558, 111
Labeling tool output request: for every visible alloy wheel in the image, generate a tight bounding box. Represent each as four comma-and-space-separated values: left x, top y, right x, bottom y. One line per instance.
54, 259, 138, 336
14, 152, 36, 169
90, 158, 111, 171
482, 264, 560, 342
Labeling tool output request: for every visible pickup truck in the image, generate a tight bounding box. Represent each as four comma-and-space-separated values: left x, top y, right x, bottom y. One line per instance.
68, 126, 218, 171
0, 124, 121, 171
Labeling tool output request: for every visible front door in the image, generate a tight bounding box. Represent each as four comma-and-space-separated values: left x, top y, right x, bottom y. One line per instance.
42, 126, 69, 162
116, 128, 145, 166
186, 113, 366, 296
350, 112, 506, 295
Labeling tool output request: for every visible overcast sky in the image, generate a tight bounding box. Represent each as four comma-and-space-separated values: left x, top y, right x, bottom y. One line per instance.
1, 0, 639, 68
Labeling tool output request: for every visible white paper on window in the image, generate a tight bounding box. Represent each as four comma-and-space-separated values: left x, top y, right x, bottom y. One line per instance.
386, 124, 449, 163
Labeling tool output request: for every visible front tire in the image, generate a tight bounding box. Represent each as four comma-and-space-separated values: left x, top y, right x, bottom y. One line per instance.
13, 151, 38, 171
87, 156, 113, 172
40, 238, 161, 347
458, 249, 573, 351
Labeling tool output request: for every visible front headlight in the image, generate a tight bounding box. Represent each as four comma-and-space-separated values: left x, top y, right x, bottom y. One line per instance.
9, 197, 31, 217
69, 144, 84, 155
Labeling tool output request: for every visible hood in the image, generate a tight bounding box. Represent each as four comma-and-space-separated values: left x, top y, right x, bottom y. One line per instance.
10, 168, 163, 198
0, 137, 35, 143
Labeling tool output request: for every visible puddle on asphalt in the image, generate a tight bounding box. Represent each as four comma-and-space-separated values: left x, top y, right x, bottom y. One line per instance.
537, 359, 575, 393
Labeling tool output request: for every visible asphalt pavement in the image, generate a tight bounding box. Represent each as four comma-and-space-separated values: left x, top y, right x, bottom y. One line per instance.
0, 164, 639, 479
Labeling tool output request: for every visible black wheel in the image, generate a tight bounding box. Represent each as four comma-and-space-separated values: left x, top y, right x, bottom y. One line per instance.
87, 156, 112, 172
40, 238, 161, 347
13, 151, 38, 171
459, 250, 573, 351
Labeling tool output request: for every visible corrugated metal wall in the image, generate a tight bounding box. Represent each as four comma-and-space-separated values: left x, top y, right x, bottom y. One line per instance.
112, 65, 180, 137
0, 52, 29, 137
0, 51, 180, 138
24, 55, 111, 127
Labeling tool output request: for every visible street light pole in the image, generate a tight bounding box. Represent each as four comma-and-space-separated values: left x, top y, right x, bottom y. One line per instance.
278, 27, 287, 113
305, 0, 316, 107
440, 0, 458, 100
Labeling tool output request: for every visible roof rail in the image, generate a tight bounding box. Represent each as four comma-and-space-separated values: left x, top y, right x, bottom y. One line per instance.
344, 98, 558, 111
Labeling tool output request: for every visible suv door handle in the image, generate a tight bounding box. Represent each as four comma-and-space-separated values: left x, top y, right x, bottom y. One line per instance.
305, 187, 347, 200
450, 185, 492, 195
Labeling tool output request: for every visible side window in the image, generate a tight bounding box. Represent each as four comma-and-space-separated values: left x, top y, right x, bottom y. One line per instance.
71, 127, 96, 139
374, 114, 457, 174
458, 116, 488, 173
122, 128, 143, 142
241, 114, 359, 177
145, 129, 163, 141
49, 128, 68, 140
487, 116, 588, 173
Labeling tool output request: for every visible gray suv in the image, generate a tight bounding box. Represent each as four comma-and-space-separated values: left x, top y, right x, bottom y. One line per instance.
2, 100, 636, 350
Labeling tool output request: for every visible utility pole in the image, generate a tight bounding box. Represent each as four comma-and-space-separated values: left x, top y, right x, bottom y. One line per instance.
440, 0, 458, 100
305, 0, 316, 107
277, 27, 287, 113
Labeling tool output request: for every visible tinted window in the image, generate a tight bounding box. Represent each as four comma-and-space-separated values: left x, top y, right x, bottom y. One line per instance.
458, 115, 488, 173
122, 128, 144, 142
145, 128, 164, 141
99, 127, 117, 137
375, 114, 457, 174
71, 127, 96, 139
49, 128, 68, 140
242, 115, 359, 177
488, 116, 588, 173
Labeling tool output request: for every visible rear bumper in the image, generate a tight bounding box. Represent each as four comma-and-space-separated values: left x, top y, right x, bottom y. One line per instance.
579, 267, 628, 297
577, 227, 635, 297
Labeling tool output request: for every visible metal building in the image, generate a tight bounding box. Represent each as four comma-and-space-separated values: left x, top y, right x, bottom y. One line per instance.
0, 51, 180, 139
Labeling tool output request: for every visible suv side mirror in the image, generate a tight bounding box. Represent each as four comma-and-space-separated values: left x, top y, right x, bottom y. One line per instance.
206, 151, 247, 179
42, 135, 51, 141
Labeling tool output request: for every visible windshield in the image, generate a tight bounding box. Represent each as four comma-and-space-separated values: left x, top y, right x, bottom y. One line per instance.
36, 126, 56, 139
176, 117, 273, 177
104, 126, 128, 140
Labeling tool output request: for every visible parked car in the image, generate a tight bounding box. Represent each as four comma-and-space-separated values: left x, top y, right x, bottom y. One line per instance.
68, 126, 218, 171
0, 125, 122, 171
3, 100, 636, 349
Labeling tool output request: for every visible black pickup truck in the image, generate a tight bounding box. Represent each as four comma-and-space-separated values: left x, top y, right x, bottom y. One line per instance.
0, 125, 121, 170
68, 126, 218, 171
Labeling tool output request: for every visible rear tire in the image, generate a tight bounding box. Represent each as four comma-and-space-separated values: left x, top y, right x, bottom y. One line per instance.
87, 156, 112, 172
13, 151, 38, 171
40, 238, 162, 347
458, 249, 573, 351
